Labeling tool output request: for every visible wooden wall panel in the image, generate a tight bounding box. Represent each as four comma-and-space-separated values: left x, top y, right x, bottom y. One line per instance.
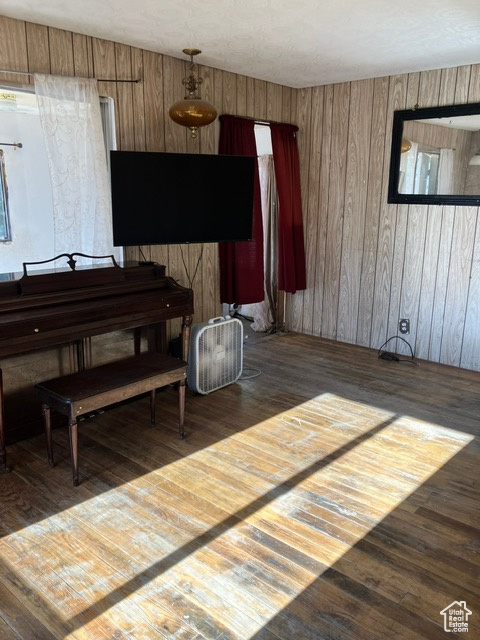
415, 70, 457, 360
428, 206, 455, 362
162, 55, 187, 154
254, 79, 267, 121
301, 86, 323, 335
143, 50, 164, 151
131, 48, 146, 151
0, 17, 28, 85
440, 207, 477, 366
221, 69, 236, 115
312, 84, 334, 337
321, 82, 350, 339
115, 43, 135, 150
459, 64, 480, 369
245, 76, 255, 117
384, 75, 421, 347
418, 69, 442, 107
291, 87, 311, 332
235, 74, 247, 117
266, 82, 283, 122
414, 205, 442, 359
439, 66, 458, 104
25, 23, 51, 75
199, 64, 216, 155
72, 34, 94, 78
48, 27, 73, 76
396, 205, 427, 355
356, 75, 389, 347
368, 75, 405, 347
92, 38, 117, 112
337, 78, 373, 343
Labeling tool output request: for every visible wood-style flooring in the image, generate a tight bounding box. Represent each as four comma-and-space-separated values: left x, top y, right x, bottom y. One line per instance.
0, 331, 479, 639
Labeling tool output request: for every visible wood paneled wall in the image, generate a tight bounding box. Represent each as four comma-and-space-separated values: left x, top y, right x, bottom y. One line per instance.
1, 14, 479, 372
294, 65, 480, 371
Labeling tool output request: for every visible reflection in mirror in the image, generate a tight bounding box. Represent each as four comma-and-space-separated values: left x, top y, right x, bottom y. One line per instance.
388, 103, 480, 206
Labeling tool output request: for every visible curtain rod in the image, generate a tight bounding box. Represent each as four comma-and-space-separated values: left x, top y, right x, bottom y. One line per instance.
220, 113, 299, 131
0, 69, 140, 83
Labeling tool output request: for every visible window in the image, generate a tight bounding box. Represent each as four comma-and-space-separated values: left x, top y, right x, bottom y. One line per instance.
0, 86, 116, 274
414, 151, 440, 195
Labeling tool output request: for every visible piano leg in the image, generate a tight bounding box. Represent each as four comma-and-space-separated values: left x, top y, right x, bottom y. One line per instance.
182, 314, 193, 361
0, 368, 11, 473
178, 379, 186, 439
69, 417, 80, 487
43, 403, 55, 467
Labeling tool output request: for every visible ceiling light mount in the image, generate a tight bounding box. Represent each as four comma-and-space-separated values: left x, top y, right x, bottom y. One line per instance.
169, 48, 217, 139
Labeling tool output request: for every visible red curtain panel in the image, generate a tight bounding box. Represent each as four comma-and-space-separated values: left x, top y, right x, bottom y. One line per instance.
218, 115, 264, 304
270, 122, 306, 294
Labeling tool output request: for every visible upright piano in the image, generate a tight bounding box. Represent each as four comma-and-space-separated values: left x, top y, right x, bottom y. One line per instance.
0, 254, 194, 472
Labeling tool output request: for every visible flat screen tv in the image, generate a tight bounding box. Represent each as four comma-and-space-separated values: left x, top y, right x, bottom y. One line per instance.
110, 150, 255, 246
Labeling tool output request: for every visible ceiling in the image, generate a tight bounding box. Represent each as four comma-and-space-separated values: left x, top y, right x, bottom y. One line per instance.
1, 0, 480, 88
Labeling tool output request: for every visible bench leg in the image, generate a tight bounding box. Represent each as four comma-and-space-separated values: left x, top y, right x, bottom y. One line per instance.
178, 379, 185, 439
68, 417, 80, 487
42, 403, 54, 467
0, 368, 11, 474
150, 389, 156, 425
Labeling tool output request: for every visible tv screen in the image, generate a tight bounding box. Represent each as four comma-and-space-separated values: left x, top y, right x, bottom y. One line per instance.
110, 150, 255, 246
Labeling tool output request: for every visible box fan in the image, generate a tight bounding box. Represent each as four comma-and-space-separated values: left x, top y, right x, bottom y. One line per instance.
187, 316, 243, 394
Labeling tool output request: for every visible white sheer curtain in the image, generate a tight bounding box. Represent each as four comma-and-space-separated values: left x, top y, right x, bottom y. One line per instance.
399, 141, 418, 193
34, 74, 118, 265
239, 155, 278, 332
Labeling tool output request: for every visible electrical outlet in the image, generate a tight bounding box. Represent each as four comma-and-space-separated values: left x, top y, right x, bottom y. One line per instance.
399, 318, 410, 334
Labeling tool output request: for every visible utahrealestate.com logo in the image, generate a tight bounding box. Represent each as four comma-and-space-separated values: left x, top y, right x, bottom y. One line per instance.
440, 601, 472, 633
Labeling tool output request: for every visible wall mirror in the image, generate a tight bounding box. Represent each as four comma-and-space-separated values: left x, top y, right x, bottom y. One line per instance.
388, 102, 480, 206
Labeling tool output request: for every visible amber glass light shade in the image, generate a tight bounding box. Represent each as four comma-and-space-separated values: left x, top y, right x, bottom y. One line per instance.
169, 98, 217, 138
401, 137, 412, 153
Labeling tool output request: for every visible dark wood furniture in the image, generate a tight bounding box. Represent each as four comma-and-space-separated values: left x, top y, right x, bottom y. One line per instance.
0, 254, 194, 473
36, 352, 188, 486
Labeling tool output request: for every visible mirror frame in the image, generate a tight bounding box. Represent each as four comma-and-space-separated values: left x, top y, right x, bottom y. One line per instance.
388, 102, 480, 206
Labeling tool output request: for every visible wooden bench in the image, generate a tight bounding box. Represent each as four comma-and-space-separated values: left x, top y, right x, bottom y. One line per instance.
35, 352, 187, 486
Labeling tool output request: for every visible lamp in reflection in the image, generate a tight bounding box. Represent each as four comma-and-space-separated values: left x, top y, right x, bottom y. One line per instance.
401, 138, 412, 153
169, 48, 217, 139
468, 153, 480, 166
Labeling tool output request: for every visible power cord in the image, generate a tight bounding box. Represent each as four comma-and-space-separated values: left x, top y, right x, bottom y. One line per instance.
240, 367, 262, 380
180, 244, 204, 289
378, 335, 418, 365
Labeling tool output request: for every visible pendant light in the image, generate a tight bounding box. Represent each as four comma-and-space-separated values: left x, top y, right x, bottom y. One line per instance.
468, 153, 480, 166
169, 49, 217, 139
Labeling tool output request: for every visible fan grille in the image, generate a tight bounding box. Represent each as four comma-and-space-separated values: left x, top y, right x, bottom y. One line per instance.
188, 318, 243, 394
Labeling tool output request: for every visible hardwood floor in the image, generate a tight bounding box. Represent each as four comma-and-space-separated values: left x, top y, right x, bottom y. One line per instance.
0, 332, 479, 639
